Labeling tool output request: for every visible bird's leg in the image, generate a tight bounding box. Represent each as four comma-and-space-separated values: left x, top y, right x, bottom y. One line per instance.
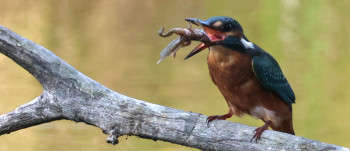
206, 108, 233, 127
250, 120, 272, 143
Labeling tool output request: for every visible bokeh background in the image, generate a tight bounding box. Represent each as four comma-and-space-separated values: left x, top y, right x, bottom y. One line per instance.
0, 0, 349, 150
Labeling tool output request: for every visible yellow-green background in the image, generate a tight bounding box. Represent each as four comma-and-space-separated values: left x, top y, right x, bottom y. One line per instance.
0, 0, 349, 150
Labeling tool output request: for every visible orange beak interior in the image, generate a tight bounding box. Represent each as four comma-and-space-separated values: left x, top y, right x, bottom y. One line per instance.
184, 26, 226, 60
203, 26, 226, 42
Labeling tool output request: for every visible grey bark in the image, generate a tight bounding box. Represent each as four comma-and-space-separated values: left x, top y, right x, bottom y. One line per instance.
0, 25, 348, 151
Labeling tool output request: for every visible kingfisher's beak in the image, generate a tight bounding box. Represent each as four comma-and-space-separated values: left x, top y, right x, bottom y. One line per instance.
184, 18, 226, 60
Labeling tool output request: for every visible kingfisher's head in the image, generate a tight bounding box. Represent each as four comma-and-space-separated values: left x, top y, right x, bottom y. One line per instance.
185, 16, 251, 59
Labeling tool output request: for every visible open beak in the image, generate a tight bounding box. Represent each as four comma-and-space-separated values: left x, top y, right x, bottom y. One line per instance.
184, 18, 226, 60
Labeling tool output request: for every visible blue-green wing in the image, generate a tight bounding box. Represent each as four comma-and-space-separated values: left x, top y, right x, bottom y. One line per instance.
252, 54, 295, 105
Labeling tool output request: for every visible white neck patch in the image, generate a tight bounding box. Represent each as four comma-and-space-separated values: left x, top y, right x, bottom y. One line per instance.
240, 38, 254, 49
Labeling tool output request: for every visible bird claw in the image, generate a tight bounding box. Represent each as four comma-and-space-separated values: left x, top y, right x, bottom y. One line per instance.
206, 118, 211, 127
206, 116, 218, 127
250, 121, 271, 143
206, 110, 233, 128
206, 114, 230, 128
250, 127, 263, 143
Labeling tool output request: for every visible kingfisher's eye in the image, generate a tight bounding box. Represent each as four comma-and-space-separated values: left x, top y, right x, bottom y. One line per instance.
223, 25, 232, 31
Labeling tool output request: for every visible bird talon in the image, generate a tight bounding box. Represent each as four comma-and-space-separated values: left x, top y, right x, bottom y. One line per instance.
206, 116, 215, 127
250, 121, 271, 143
250, 132, 259, 143
254, 127, 260, 132
206, 111, 233, 128
250, 137, 255, 143
206, 118, 210, 127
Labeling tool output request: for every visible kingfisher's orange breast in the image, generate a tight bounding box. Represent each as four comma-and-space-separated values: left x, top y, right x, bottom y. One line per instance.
206, 45, 290, 120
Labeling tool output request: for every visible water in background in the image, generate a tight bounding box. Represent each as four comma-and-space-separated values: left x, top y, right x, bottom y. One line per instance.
0, 0, 349, 150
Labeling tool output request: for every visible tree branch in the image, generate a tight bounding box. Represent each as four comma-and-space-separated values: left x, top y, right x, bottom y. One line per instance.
0, 25, 348, 151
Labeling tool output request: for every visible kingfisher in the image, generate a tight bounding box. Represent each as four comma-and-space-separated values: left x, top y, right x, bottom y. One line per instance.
184, 16, 295, 141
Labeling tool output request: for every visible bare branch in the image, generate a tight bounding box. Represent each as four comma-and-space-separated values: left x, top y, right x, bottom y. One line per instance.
0, 25, 348, 151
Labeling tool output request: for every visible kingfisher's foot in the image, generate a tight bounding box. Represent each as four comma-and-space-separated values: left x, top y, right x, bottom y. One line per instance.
250, 120, 272, 143
206, 110, 233, 127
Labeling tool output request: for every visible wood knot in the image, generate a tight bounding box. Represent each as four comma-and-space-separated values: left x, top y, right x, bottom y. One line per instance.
106, 128, 122, 145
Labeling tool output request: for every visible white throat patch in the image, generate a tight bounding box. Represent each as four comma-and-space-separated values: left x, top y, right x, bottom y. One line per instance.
240, 38, 254, 49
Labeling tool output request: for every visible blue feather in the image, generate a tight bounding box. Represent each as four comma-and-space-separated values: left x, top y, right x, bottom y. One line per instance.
252, 52, 295, 105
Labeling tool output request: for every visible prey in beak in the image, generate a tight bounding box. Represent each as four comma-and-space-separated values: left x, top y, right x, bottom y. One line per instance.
184, 18, 227, 60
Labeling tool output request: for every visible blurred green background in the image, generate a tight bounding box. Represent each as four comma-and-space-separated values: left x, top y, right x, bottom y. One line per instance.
0, 0, 349, 150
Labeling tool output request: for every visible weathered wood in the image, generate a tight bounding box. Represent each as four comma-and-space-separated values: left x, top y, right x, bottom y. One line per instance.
0, 25, 348, 151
